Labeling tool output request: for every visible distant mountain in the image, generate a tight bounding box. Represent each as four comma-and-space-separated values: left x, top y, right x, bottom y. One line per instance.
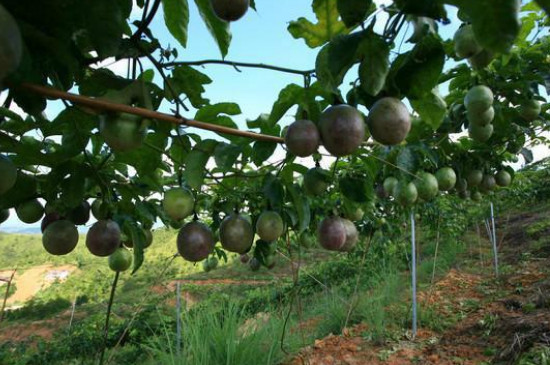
0, 226, 41, 234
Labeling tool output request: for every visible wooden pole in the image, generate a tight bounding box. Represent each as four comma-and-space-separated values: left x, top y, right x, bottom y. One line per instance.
19, 83, 285, 144
0, 269, 16, 323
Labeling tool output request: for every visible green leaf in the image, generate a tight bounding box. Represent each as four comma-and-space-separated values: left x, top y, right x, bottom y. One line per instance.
288, 0, 349, 48
251, 141, 277, 166
183, 139, 218, 189
115, 133, 168, 176
521, 147, 534, 164
337, 0, 374, 28
165, 65, 212, 108
535, 0, 550, 15
269, 84, 304, 125
410, 90, 447, 130
263, 175, 285, 210
395, 0, 447, 19
449, 0, 520, 53
316, 31, 362, 91
339, 175, 373, 203
388, 34, 445, 99
196, 103, 241, 121
0, 172, 38, 209
286, 184, 311, 233
395, 147, 418, 172
162, 0, 190, 48
358, 31, 390, 96
124, 220, 146, 274
214, 143, 241, 170
194, 0, 232, 57
60, 165, 88, 208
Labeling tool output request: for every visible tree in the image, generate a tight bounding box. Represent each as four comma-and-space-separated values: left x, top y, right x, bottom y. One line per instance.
0, 0, 549, 273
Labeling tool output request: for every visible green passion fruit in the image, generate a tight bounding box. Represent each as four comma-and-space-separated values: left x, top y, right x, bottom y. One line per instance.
0, 4, 22, 82
108, 248, 133, 272
468, 49, 494, 69
16, 199, 44, 224
177, 221, 215, 262
163, 187, 195, 221
519, 99, 541, 122
471, 191, 483, 202
480, 175, 497, 193
91, 199, 112, 220
414, 172, 439, 201
395, 181, 418, 206
317, 216, 347, 251
464, 85, 493, 114
42, 220, 79, 256
383, 176, 398, 197
453, 24, 482, 59
495, 170, 512, 187
467, 105, 494, 126
319, 105, 365, 157
468, 122, 494, 142
220, 214, 254, 254
86, 220, 121, 257
0, 155, 17, 195
99, 113, 147, 152
284, 119, 320, 157
210, 0, 249, 22
466, 170, 483, 187
256, 211, 284, 242
367, 97, 411, 146
435, 168, 457, 191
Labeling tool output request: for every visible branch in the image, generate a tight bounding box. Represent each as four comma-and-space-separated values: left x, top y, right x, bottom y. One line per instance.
18, 83, 284, 144
161, 59, 316, 76
131, 0, 162, 42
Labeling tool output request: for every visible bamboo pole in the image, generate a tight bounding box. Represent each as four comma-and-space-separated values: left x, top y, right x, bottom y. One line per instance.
19, 83, 285, 144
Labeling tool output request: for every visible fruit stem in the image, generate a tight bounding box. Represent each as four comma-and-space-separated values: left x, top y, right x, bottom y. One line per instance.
19, 83, 285, 144
99, 270, 120, 365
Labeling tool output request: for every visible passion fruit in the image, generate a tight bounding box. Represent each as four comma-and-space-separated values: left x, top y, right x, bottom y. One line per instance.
464, 85, 493, 114
99, 113, 147, 152
519, 99, 541, 122
0, 155, 17, 195
16, 199, 44, 224
453, 24, 482, 59
383, 176, 398, 197
318, 216, 347, 251
220, 214, 254, 254
495, 170, 512, 187
414, 172, 439, 201
108, 248, 133, 272
435, 167, 457, 191
41, 212, 63, 233
340, 218, 358, 252
210, 0, 249, 22
177, 221, 215, 262
249, 257, 261, 271
480, 175, 497, 193
319, 105, 365, 156
367, 97, 411, 145
468, 123, 493, 142
467, 105, 494, 126
472, 191, 483, 202
394, 181, 418, 206
466, 170, 483, 187
42, 220, 79, 256
86, 220, 121, 257
285, 120, 320, 157
256, 211, 284, 242
67, 201, 91, 225
468, 49, 494, 69
91, 199, 112, 220
163, 187, 195, 221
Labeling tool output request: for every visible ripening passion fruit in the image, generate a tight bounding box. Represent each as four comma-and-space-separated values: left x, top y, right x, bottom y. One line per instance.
339, 218, 358, 252
42, 220, 79, 256
317, 216, 347, 251
86, 220, 121, 257
284, 119, 320, 157
177, 221, 215, 262
367, 97, 411, 146
210, 0, 249, 22
256, 211, 284, 242
67, 201, 91, 225
319, 105, 365, 157
220, 214, 254, 254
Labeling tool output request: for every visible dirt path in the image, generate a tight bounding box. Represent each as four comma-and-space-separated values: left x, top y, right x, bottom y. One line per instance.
0, 265, 77, 306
